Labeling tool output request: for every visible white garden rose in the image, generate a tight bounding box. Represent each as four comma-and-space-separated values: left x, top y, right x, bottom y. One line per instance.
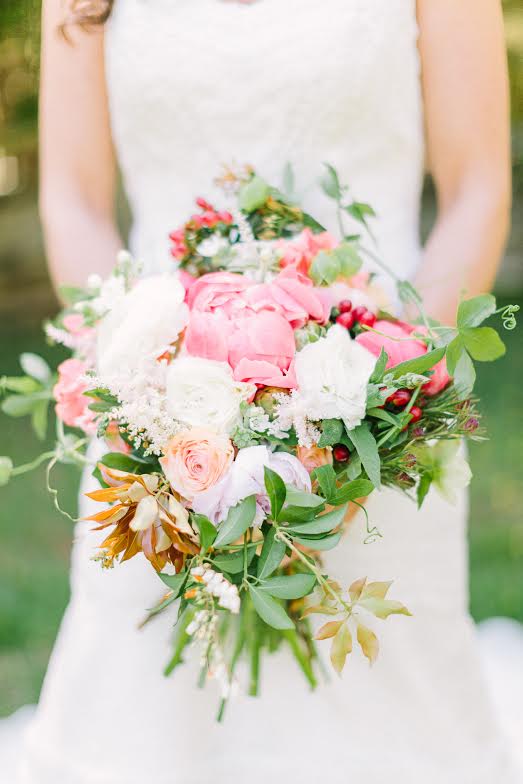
97, 274, 189, 376
294, 325, 376, 433
165, 356, 255, 434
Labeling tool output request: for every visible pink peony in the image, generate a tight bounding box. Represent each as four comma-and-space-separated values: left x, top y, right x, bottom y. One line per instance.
187, 271, 251, 318
356, 320, 450, 396
277, 229, 338, 275
53, 358, 96, 434
245, 268, 329, 329
228, 311, 297, 388
160, 428, 234, 501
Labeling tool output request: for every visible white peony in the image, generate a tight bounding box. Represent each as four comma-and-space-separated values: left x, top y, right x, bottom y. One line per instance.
165, 356, 255, 434
192, 445, 311, 525
293, 325, 376, 433
97, 274, 189, 376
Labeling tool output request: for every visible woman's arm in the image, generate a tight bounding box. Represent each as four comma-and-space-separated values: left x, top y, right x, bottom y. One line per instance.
40, 0, 122, 291
416, 0, 511, 324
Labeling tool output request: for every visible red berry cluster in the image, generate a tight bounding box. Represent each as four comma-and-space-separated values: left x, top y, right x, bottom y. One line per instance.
169, 198, 234, 261
385, 387, 422, 427
334, 300, 377, 331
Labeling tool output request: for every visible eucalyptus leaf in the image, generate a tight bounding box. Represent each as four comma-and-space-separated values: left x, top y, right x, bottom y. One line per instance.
214, 495, 257, 547
259, 573, 316, 600
1, 394, 43, 417
248, 585, 294, 630
319, 163, 342, 200
331, 242, 362, 278
309, 250, 340, 286
1, 376, 41, 394
238, 175, 270, 212
20, 353, 52, 384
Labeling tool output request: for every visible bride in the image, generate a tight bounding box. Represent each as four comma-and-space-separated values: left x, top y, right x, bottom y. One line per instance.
4, 0, 521, 781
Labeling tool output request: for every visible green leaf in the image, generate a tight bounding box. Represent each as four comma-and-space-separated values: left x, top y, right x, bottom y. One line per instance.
332, 478, 374, 505
248, 584, 294, 630
263, 466, 286, 521
370, 348, 389, 383
20, 353, 51, 384
0, 456, 14, 487
238, 175, 270, 212
388, 347, 446, 379
193, 514, 217, 554
257, 526, 286, 579
58, 285, 88, 305
158, 571, 187, 597
309, 250, 340, 286
1, 394, 42, 417
213, 495, 257, 548
318, 418, 344, 448
312, 464, 337, 502
331, 242, 362, 279
346, 423, 381, 489
260, 574, 317, 599
345, 202, 376, 228
366, 407, 399, 426
416, 473, 432, 508
445, 336, 464, 376
31, 400, 49, 441
460, 327, 506, 362
0, 376, 41, 394
212, 544, 257, 574
453, 350, 476, 397
292, 531, 342, 551
288, 504, 347, 535
100, 452, 151, 475
280, 505, 317, 524
285, 487, 325, 509
282, 161, 295, 199
457, 294, 496, 329
319, 162, 342, 200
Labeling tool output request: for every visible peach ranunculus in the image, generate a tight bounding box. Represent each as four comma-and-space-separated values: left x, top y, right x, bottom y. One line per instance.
160, 428, 234, 501
277, 229, 338, 275
53, 358, 96, 434
356, 320, 450, 396
296, 445, 333, 474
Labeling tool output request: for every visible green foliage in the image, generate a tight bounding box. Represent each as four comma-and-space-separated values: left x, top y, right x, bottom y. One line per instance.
346, 422, 381, 488
248, 585, 294, 630
238, 175, 270, 212
193, 514, 217, 554
263, 466, 286, 521
213, 495, 257, 547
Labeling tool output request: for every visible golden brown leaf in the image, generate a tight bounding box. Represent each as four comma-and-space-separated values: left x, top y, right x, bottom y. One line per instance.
357, 623, 379, 665
348, 576, 367, 602
330, 623, 353, 675
315, 620, 343, 640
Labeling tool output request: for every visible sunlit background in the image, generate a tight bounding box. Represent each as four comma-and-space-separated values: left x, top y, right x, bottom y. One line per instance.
0, 1, 522, 716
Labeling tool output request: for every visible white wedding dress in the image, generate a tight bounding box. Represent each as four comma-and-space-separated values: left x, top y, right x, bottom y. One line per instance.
3, 1, 522, 781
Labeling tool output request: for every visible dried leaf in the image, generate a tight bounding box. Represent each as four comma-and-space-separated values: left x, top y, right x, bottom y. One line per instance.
315, 620, 343, 640
130, 496, 158, 532
348, 576, 367, 602
330, 623, 353, 674
361, 581, 392, 600
301, 604, 339, 618
357, 623, 379, 665
358, 597, 412, 620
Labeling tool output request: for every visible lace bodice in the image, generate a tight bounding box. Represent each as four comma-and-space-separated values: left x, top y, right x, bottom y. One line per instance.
105, 0, 424, 280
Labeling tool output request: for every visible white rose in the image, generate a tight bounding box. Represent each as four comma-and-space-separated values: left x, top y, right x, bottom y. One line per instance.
97, 275, 189, 376
165, 356, 254, 434
192, 445, 311, 525
294, 325, 375, 432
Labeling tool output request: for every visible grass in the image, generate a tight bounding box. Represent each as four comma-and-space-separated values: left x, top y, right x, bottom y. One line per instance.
0, 296, 522, 716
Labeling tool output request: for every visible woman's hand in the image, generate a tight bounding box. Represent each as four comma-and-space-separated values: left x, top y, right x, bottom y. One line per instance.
40, 0, 122, 293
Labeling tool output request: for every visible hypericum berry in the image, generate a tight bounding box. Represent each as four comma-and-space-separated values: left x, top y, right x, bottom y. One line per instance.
216, 210, 234, 224
404, 453, 417, 468
196, 196, 212, 210
408, 405, 422, 424
386, 388, 411, 408
338, 299, 352, 314
333, 444, 351, 463
352, 306, 367, 322
412, 426, 425, 438
336, 311, 355, 330
358, 310, 377, 328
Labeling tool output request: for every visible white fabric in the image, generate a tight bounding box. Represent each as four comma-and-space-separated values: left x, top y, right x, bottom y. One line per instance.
2, 1, 521, 781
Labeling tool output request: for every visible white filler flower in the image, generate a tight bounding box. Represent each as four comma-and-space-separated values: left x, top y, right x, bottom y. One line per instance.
97, 274, 189, 376
165, 356, 255, 434
294, 324, 376, 433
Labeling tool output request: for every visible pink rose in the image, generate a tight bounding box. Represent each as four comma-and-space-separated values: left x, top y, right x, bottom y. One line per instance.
53, 358, 96, 434
356, 320, 450, 396
296, 446, 333, 474
160, 428, 234, 501
277, 229, 338, 275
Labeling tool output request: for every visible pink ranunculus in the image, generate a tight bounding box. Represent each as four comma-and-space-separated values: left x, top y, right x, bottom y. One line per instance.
53, 358, 96, 434
160, 427, 234, 501
228, 311, 297, 388
356, 320, 450, 396
187, 271, 251, 318
277, 229, 338, 275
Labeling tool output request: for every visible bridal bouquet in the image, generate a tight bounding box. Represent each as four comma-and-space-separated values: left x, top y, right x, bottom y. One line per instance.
1, 165, 517, 718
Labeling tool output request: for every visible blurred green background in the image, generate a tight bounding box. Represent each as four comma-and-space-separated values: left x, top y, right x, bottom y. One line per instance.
0, 2, 522, 717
